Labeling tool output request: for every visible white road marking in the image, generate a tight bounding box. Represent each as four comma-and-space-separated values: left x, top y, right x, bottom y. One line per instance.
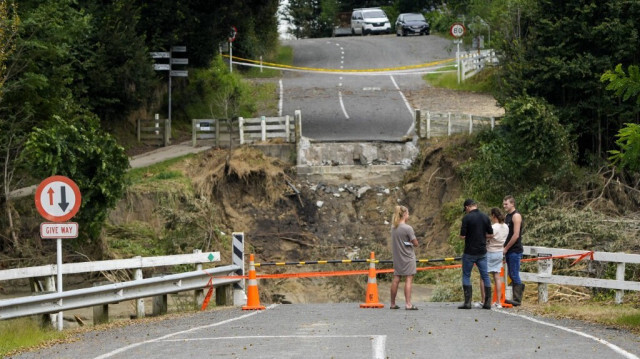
160, 335, 387, 359
278, 79, 283, 117
389, 75, 415, 136
92, 304, 279, 359
498, 310, 639, 359
339, 91, 350, 119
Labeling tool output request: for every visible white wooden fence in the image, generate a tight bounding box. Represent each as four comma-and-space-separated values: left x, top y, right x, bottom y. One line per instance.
192, 112, 301, 147
521, 246, 640, 304
414, 109, 498, 139
460, 49, 498, 82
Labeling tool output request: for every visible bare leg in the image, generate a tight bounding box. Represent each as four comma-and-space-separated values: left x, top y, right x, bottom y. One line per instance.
404, 275, 414, 308
494, 272, 503, 303
479, 278, 485, 303
390, 275, 401, 306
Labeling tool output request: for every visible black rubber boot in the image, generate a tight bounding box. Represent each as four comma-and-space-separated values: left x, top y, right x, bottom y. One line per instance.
458, 285, 472, 309
505, 283, 524, 306
482, 287, 492, 309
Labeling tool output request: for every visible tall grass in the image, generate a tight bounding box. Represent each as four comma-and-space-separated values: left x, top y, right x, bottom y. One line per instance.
423, 66, 496, 93
0, 318, 66, 356
244, 45, 294, 78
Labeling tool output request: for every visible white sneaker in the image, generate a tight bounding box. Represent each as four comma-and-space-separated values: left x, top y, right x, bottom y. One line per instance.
492, 303, 503, 309
472, 302, 483, 308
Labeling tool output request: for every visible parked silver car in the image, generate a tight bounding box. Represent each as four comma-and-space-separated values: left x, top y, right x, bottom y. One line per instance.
395, 13, 430, 36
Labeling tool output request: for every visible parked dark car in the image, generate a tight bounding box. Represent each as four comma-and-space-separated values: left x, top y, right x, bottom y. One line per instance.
395, 13, 430, 36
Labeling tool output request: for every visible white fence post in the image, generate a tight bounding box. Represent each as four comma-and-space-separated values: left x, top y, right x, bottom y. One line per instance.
415, 109, 421, 138
447, 113, 452, 136
285, 115, 290, 142
427, 111, 431, 139
192, 119, 197, 147
239, 117, 245, 145
468, 114, 473, 134
134, 262, 145, 318
537, 253, 553, 304
616, 262, 626, 304
491, 117, 495, 130
193, 249, 204, 308
261, 116, 266, 141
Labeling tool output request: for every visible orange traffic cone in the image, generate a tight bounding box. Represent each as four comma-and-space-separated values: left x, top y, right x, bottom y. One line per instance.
242, 254, 265, 311
492, 267, 513, 308
360, 252, 384, 309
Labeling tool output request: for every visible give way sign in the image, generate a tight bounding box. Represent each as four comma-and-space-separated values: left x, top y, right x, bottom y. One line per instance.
35, 176, 82, 222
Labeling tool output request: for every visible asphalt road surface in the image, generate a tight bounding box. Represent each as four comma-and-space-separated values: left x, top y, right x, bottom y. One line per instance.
281, 34, 453, 141
11, 303, 640, 359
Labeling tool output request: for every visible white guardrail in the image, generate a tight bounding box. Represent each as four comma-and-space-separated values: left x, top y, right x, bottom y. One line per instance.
0, 250, 243, 321
414, 109, 498, 139
522, 246, 640, 304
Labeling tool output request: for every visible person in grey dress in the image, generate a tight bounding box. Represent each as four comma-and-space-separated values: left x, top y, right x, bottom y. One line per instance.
390, 205, 419, 310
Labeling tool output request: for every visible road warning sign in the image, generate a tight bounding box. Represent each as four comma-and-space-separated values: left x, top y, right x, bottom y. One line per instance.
35, 176, 82, 222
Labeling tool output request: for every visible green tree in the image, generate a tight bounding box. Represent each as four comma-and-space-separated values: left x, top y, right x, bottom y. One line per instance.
602, 64, 640, 173
496, 0, 640, 161
463, 95, 573, 203
23, 114, 129, 248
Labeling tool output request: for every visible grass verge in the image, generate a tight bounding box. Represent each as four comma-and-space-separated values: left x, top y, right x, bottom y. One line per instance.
0, 318, 66, 357
423, 65, 496, 93
244, 45, 294, 78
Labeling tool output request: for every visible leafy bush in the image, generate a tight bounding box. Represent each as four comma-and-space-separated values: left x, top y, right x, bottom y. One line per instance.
180, 55, 255, 120
23, 114, 129, 244
462, 95, 574, 204
608, 123, 640, 174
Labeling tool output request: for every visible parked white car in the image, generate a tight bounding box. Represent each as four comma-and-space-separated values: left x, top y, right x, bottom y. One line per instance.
351, 8, 391, 35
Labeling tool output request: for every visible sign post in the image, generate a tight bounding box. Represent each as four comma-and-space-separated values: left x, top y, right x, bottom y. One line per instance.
150, 47, 188, 145
35, 176, 82, 331
450, 23, 466, 84
229, 26, 237, 73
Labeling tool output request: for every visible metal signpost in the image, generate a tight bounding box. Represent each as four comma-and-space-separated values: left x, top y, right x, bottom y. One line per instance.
151, 47, 188, 143
34, 176, 82, 331
450, 23, 466, 84
229, 26, 237, 73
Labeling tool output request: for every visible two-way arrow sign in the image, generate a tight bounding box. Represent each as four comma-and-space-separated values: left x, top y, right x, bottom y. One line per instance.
35, 176, 82, 222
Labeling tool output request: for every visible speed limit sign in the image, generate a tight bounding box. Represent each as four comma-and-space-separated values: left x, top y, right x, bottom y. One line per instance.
450, 23, 466, 38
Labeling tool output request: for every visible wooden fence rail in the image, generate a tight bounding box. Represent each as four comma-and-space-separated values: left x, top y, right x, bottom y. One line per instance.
414, 109, 498, 139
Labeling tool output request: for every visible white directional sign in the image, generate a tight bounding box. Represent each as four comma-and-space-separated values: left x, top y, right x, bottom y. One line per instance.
35, 176, 82, 222
150, 52, 170, 58
40, 222, 79, 239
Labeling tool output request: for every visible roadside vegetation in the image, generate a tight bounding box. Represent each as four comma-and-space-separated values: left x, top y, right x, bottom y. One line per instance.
1, 0, 640, 354
0, 318, 66, 357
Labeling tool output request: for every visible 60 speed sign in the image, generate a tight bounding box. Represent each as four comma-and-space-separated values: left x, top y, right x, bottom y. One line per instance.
450, 23, 466, 38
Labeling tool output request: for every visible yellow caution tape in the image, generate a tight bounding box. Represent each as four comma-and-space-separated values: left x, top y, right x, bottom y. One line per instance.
223, 54, 455, 73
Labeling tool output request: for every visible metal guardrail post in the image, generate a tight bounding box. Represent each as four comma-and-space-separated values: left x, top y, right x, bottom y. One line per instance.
232, 232, 246, 306
92, 281, 110, 325
152, 273, 168, 316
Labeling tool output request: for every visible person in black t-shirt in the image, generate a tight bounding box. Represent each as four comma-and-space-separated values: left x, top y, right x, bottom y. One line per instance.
458, 199, 493, 310
503, 195, 525, 306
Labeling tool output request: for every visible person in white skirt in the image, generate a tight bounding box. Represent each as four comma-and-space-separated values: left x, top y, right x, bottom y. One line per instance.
476, 208, 509, 308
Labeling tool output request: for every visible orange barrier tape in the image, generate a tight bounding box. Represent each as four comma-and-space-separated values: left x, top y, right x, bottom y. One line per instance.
200, 252, 591, 282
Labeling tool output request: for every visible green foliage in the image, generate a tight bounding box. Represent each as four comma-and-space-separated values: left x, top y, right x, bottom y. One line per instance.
23, 115, 129, 243
608, 123, 640, 174
425, 5, 457, 34
496, 0, 640, 159
423, 66, 497, 93
0, 318, 65, 357
601, 64, 640, 106
462, 95, 574, 204
182, 55, 255, 119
